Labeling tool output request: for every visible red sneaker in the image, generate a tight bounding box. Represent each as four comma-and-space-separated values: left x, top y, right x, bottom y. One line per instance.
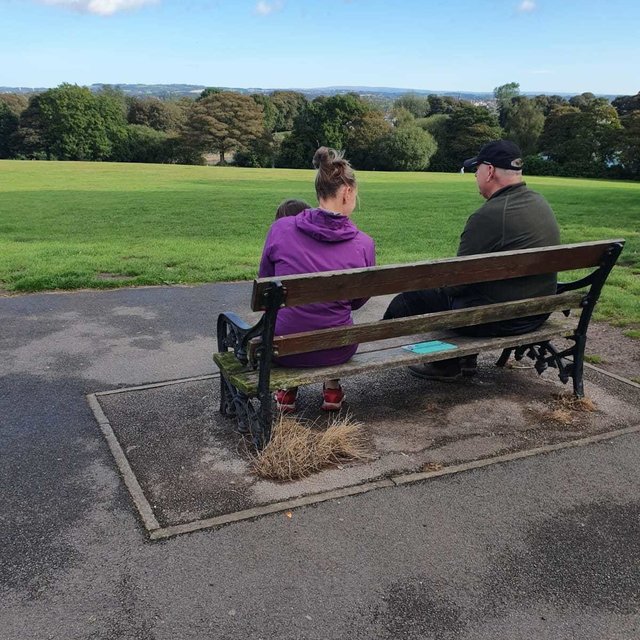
321, 385, 345, 411
274, 388, 297, 413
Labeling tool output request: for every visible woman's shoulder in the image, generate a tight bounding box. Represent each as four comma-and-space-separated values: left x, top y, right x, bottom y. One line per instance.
356, 228, 375, 246
268, 215, 299, 234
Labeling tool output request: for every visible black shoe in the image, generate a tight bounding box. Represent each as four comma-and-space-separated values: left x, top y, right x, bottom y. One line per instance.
408, 361, 462, 381
460, 355, 478, 377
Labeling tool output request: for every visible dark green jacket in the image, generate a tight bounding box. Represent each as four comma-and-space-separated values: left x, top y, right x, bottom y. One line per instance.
452, 182, 560, 309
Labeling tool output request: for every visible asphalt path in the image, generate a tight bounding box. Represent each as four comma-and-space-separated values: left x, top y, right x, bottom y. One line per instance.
1, 284, 639, 639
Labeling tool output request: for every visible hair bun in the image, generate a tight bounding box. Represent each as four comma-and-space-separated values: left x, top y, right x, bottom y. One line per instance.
312, 146, 333, 169
312, 146, 356, 201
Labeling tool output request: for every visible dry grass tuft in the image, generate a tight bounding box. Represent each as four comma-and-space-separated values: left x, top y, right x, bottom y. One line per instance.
252, 414, 371, 482
544, 393, 597, 426
552, 393, 597, 413
549, 408, 575, 425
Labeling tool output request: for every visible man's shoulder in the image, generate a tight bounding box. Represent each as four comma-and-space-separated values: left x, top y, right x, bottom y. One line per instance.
492, 182, 529, 199
514, 185, 554, 210
498, 183, 553, 209
469, 196, 502, 220
467, 183, 553, 222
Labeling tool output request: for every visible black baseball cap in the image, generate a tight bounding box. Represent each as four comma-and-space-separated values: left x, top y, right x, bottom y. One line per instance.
463, 140, 524, 170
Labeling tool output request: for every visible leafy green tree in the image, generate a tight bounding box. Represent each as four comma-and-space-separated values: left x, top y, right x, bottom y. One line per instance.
182, 91, 264, 164
234, 131, 282, 168
197, 87, 223, 100
533, 94, 567, 116
0, 92, 30, 157
539, 100, 622, 175
278, 94, 369, 168
393, 93, 430, 118
164, 133, 206, 165
427, 95, 462, 115
111, 124, 171, 163
95, 88, 129, 156
10, 94, 46, 158
568, 92, 598, 110
344, 110, 393, 170
270, 91, 308, 132
243, 93, 281, 167
95, 85, 127, 112
375, 125, 437, 171
494, 82, 520, 127
390, 107, 415, 128
617, 111, 640, 178
313, 94, 369, 149
13, 84, 126, 160
574, 98, 621, 164
0, 93, 28, 116
226, 95, 280, 168
0, 101, 20, 158
538, 105, 582, 165
503, 96, 545, 156
416, 113, 449, 139
429, 104, 502, 172
250, 93, 278, 133
127, 96, 185, 132
611, 92, 640, 118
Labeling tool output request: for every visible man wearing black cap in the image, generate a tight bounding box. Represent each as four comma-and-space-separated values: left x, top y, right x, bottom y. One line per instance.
383, 139, 561, 380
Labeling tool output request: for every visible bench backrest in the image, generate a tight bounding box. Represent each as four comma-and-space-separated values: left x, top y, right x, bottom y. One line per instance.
248, 240, 624, 361
251, 240, 622, 311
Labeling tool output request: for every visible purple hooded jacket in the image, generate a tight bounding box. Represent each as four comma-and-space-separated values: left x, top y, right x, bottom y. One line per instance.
258, 208, 376, 368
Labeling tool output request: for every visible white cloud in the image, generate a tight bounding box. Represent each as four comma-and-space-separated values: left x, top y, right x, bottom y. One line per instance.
39, 0, 158, 16
255, 0, 284, 16
518, 0, 537, 12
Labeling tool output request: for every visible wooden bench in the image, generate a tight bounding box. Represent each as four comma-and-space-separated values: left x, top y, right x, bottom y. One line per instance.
214, 239, 624, 448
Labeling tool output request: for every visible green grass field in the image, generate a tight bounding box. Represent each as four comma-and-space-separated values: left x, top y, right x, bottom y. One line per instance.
1, 160, 638, 329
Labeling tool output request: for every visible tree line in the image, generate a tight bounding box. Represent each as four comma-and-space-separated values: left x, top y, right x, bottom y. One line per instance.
0, 82, 638, 179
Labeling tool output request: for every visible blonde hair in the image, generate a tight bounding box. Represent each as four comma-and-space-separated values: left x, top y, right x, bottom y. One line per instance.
312, 146, 356, 201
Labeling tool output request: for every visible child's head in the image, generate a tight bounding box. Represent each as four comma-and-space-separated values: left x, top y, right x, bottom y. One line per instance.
275, 199, 310, 220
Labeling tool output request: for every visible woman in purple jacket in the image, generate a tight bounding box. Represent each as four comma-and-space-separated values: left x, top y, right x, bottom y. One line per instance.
258, 146, 376, 413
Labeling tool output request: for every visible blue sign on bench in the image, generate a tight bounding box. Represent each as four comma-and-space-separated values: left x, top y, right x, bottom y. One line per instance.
402, 340, 458, 355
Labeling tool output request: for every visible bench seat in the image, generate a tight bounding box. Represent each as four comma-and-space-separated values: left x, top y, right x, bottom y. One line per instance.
214, 316, 574, 396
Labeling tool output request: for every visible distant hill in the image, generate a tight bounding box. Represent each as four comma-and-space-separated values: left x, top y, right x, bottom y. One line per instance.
0, 83, 617, 101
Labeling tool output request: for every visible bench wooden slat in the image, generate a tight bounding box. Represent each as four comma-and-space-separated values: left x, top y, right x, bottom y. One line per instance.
214, 318, 575, 395
255, 290, 584, 358
251, 240, 622, 310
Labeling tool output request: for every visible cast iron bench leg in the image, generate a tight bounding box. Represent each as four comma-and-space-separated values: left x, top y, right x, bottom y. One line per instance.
572, 334, 586, 399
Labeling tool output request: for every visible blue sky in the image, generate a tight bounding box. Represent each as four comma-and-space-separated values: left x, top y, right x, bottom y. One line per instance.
1, 0, 638, 95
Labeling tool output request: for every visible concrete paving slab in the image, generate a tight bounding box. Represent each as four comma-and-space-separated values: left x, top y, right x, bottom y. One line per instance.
90, 357, 640, 539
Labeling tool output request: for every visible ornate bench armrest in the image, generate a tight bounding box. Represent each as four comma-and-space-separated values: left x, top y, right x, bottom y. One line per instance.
217, 312, 265, 366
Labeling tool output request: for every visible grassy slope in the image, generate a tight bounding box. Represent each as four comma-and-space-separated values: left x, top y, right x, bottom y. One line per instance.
0, 161, 638, 327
